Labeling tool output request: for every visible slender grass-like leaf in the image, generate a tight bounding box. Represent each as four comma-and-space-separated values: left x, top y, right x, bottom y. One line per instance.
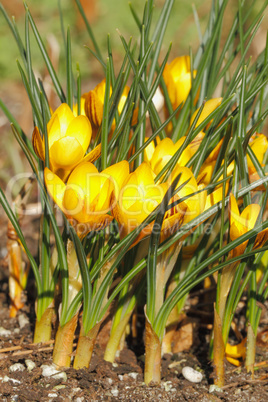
147, 0, 174, 88
74, 0, 104, 69
17, 61, 43, 130
28, 9, 66, 102
69, 226, 92, 334
101, 57, 110, 170
66, 27, 73, 110
0, 99, 37, 159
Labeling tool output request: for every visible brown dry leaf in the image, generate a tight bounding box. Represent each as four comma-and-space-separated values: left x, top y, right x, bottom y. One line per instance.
172, 317, 200, 353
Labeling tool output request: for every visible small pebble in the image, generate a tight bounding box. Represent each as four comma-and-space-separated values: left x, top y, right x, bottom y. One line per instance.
48, 393, 58, 398
209, 384, 223, 393
0, 327, 11, 336
107, 378, 113, 385
118, 374, 124, 381
18, 314, 29, 329
111, 388, 119, 397
163, 381, 172, 392
25, 359, 36, 372
9, 363, 25, 373
128, 372, 138, 380
182, 366, 203, 383
3, 376, 21, 384
41, 364, 67, 381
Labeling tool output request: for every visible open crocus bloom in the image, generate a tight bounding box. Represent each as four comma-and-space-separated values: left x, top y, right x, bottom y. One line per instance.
32, 103, 100, 181
113, 162, 169, 239
44, 160, 129, 233
112, 162, 204, 244
229, 194, 268, 257
163, 55, 196, 110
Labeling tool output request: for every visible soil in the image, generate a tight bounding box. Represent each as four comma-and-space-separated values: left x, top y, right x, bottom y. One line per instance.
1, 245, 268, 402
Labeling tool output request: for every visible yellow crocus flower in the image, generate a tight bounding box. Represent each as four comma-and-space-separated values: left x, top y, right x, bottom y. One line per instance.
32, 103, 100, 181
112, 162, 204, 244
149, 137, 192, 177
163, 55, 196, 110
229, 194, 268, 257
44, 160, 129, 233
84, 79, 132, 136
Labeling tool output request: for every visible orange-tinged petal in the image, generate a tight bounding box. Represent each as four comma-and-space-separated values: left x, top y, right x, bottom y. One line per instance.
225, 356, 242, 367
49, 137, 84, 168
32, 126, 45, 161
81, 143, 102, 164
190, 98, 222, 128
65, 115, 92, 153
44, 168, 66, 211
85, 90, 104, 127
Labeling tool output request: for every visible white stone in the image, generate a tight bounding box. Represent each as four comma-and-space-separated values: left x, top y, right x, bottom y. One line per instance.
3, 375, 21, 384
9, 363, 25, 372
209, 384, 223, 393
128, 372, 138, 380
182, 366, 203, 383
163, 381, 173, 392
41, 364, 67, 381
18, 314, 29, 329
25, 359, 36, 372
0, 327, 11, 336
48, 393, 58, 398
107, 378, 113, 385
111, 388, 119, 397
118, 374, 124, 381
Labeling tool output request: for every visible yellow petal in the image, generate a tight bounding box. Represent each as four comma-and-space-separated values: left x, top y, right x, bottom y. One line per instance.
226, 338, 246, 359
190, 98, 222, 128
65, 115, 92, 153
102, 160, 130, 200
52, 103, 74, 135
81, 143, 102, 164
150, 138, 174, 173
32, 126, 45, 161
44, 168, 66, 211
240, 204, 260, 231
67, 162, 98, 195
49, 137, 84, 168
